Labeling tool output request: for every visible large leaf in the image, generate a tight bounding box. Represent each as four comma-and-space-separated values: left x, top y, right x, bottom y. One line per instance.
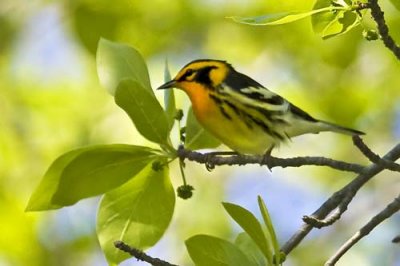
321, 11, 360, 39
96, 38, 152, 95
163, 60, 176, 130
312, 0, 339, 33
97, 162, 175, 265
223, 202, 272, 263
311, 0, 360, 39
235, 232, 267, 266
115, 79, 170, 145
229, 8, 332, 26
186, 234, 257, 266
26, 145, 156, 211
185, 107, 220, 150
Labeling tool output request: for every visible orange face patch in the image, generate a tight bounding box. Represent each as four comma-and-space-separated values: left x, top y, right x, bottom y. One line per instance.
177, 82, 215, 118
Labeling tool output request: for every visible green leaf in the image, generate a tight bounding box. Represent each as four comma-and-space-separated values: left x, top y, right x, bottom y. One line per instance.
321, 11, 360, 39
311, 0, 360, 39
97, 162, 175, 265
163, 59, 176, 130
115, 79, 170, 145
312, 0, 338, 33
26, 145, 156, 211
96, 38, 152, 95
390, 0, 400, 11
235, 232, 267, 266
186, 234, 257, 266
258, 196, 280, 265
222, 202, 272, 264
228, 6, 344, 26
185, 107, 220, 150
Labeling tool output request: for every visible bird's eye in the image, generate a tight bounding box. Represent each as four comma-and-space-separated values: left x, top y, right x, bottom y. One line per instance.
185, 68, 194, 77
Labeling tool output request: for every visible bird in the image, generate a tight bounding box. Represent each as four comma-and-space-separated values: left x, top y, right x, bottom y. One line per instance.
157, 59, 364, 155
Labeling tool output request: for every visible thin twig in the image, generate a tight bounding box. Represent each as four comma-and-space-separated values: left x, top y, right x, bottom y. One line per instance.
353, 136, 400, 172
368, 0, 400, 60
280, 142, 400, 255
325, 194, 400, 266
177, 146, 365, 173
114, 241, 178, 266
303, 191, 355, 228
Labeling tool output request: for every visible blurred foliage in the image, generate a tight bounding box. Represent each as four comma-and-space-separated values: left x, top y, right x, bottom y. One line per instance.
1, 0, 400, 265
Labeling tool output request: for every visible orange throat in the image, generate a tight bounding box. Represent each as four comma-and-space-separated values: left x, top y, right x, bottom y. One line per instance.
180, 82, 217, 122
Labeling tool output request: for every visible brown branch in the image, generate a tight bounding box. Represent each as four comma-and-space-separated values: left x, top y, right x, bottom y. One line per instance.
368, 0, 400, 60
114, 241, 178, 266
302, 191, 355, 228
353, 136, 400, 172
325, 194, 400, 265
280, 140, 400, 255
177, 146, 365, 173
178, 137, 399, 261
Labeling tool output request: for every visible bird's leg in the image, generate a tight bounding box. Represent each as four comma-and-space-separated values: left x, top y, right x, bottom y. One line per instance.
262, 145, 275, 170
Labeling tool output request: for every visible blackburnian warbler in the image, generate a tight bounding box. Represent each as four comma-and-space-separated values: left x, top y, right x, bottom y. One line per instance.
158, 59, 364, 155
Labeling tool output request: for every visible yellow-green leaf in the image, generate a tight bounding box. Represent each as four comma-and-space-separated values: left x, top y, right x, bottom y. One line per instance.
235, 232, 267, 266
229, 7, 342, 26
312, 0, 360, 39
97, 163, 175, 265
390, 0, 400, 11
115, 79, 169, 145
186, 234, 257, 266
163, 60, 176, 130
97, 38, 152, 95
258, 196, 281, 265
26, 145, 156, 211
223, 202, 273, 264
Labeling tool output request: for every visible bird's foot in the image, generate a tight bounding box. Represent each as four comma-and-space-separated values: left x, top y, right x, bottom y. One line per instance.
261, 145, 275, 171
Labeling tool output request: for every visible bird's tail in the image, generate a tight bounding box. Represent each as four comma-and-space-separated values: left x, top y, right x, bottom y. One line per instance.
319, 120, 365, 136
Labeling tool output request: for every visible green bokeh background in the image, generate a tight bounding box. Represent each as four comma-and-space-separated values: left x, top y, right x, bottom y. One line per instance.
1, 0, 399, 265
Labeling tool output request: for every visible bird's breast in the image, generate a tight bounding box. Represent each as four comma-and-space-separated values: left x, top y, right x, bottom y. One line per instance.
183, 83, 219, 120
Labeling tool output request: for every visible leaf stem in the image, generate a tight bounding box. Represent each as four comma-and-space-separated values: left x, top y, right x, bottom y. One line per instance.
179, 158, 187, 186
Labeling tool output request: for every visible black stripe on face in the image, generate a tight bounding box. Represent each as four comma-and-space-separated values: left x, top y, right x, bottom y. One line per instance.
194, 66, 217, 87
178, 68, 195, 82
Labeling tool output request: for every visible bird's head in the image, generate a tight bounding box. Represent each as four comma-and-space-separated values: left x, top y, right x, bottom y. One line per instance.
157, 59, 233, 93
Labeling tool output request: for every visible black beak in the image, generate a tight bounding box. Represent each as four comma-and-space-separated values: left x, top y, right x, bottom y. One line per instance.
157, 80, 177, 90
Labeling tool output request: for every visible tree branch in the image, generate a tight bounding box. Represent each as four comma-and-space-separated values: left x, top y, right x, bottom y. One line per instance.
368, 0, 400, 60
114, 241, 178, 266
353, 136, 400, 172
177, 146, 365, 173
325, 194, 400, 266
178, 137, 399, 262
302, 190, 355, 228
280, 139, 400, 255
